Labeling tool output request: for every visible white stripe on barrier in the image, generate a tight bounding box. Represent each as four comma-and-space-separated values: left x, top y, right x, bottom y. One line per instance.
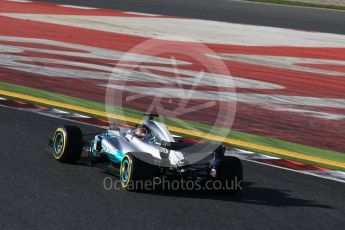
59, 5, 97, 10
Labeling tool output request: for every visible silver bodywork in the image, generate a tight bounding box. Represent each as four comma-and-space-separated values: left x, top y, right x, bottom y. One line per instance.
92, 119, 186, 167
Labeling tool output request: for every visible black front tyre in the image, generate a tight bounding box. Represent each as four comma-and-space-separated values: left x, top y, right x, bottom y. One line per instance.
120, 153, 157, 191
215, 156, 243, 194
51, 126, 83, 163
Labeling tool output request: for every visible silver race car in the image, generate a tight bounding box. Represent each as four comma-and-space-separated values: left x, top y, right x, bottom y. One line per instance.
50, 113, 243, 192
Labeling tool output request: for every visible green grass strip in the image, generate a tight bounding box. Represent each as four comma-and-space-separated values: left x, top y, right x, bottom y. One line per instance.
246, 0, 345, 10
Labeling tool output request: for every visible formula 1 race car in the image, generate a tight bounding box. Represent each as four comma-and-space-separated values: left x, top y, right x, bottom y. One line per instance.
49, 114, 243, 193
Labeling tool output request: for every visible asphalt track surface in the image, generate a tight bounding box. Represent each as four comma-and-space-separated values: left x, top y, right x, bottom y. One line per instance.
34, 0, 345, 34
1, 106, 345, 229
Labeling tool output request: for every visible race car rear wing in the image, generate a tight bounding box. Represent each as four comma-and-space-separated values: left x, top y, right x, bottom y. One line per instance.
161, 140, 221, 154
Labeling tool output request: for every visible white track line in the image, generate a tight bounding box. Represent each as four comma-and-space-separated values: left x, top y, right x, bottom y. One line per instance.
125, 11, 162, 17
59, 5, 97, 10
50, 109, 70, 114
241, 157, 345, 184
7, 0, 32, 2
71, 113, 92, 119
228, 149, 345, 183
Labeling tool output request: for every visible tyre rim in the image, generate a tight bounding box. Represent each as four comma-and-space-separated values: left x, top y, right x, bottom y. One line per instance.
53, 132, 64, 156
120, 159, 131, 185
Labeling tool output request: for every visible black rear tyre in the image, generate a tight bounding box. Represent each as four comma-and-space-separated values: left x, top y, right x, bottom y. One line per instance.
51, 126, 83, 163
215, 156, 243, 194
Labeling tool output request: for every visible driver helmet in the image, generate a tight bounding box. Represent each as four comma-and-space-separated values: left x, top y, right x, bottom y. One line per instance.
135, 127, 147, 138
